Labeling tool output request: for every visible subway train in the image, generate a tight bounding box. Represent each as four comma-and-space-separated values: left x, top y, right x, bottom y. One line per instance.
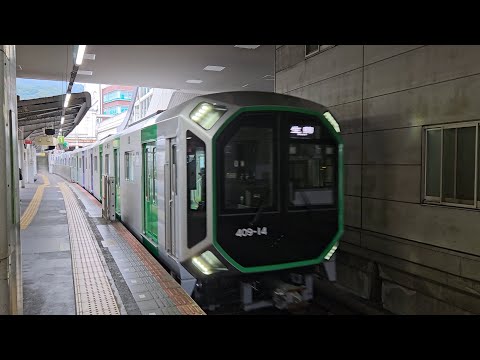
51, 91, 344, 311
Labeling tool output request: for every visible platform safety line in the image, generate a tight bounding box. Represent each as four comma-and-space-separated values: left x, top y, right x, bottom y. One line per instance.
20, 174, 50, 230
58, 182, 120, 315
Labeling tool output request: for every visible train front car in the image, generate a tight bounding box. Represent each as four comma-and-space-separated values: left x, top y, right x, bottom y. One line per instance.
182, 92, 343, 311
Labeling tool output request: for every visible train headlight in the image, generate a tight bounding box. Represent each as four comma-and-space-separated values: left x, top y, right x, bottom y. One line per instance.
189, 102, 227, 130
323, 111, 340, 133
192, 251, 228, 275
324, 243, 338, 261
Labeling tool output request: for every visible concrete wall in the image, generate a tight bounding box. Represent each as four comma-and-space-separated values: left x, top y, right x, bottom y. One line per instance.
276, 45, 480, 314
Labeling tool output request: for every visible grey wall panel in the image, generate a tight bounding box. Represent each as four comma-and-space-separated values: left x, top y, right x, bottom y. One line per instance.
275, 61, 304, 94
337, 262, 371, 299
362, 198, 480, 256
364, 45, 480, 98
362, 165, 421, 203
380, 265, 480, 314
276, 46, 363, 94
363, 127, 421, 165
381, 279, 472, 315
364, 45, 424, 65
288, 69, 363, 108
345, 195, 361, 228
342, 240, 480, 294
361, 232, 462, 276
329, 100, 363, 134
275, 45, 305, 72
302, 45, 363, 88
343, 133, 362, 165
363, 73, 480, 132
343, 228, 361, 246
345, 164, 361, 196
459, 257, 480, 283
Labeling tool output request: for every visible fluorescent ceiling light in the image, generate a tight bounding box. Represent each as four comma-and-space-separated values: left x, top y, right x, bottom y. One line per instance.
242, 84, 249, 88
186, 79, 203, 84
64, 93, 71, 107
83, 53, 96, 60
59, 128, 62, 132
60, 116, 65, 124
77, 70, 93, 76
75, 45, 87, 65
203, 65, 225, 72
234, 45, 260, 49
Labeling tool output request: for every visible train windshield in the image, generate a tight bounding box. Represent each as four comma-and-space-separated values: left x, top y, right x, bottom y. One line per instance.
216, 110, 339, 268
219, 111, 337, 214
288, 114, 336, 208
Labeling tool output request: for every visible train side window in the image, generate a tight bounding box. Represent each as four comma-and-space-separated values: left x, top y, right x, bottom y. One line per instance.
105, 154, 110, 176
94, 156, 98, 172
187, 131, 207, 248
125, 151, 134, 181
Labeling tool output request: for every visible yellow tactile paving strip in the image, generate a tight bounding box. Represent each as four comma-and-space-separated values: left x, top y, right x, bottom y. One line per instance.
59, 182, 120, 315
20, 174, 50, 230
73, 183, 205, 315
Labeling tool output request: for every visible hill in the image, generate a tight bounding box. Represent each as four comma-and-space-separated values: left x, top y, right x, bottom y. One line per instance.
17, 78, 85, 100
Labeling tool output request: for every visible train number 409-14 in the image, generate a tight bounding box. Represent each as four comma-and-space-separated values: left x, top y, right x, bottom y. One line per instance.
235, 227, 268, 237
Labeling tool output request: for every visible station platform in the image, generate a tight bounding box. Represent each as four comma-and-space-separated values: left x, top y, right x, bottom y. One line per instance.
20, 170, 205, 315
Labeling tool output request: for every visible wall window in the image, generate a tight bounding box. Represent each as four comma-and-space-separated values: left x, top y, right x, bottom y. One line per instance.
305, 45, 335, 58
305, 45, 319, 57
103, 106, 130, 116
125, 151, 134, 181
424, 123, 478, 208
103, 90, 133, 103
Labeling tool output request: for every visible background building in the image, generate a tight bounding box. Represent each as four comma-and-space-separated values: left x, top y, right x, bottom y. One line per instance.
101, 85, 134, 116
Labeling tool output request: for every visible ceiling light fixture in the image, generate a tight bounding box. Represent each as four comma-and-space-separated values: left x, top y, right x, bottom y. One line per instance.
83, 53, 96, 60
203, 65, 225, 72
242, 84, 249, 88
61, 116, 65, 124
234, 45, 260, 49
186, 79, 203, 84
75, 45, 87, 65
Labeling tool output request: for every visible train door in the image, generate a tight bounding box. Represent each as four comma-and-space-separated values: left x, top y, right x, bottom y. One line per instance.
99, 149, 103, 199
104, 154, 110, 202
143, 142, 158, 243
114, 148, 120, 217
82, 154, 85, 186
77, 155, 81, 184
165, 139, 177, 255
90, 153, 94, 193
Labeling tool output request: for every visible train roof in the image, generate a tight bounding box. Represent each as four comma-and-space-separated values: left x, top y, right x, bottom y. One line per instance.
66, 91, 329, 153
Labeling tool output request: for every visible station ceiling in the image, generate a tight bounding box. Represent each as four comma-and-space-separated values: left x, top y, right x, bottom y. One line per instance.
18, 92, 91, 140
15, 45, 275, 93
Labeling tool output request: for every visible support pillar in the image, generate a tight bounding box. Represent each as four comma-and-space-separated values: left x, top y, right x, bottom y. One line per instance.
0, 45, 22, 314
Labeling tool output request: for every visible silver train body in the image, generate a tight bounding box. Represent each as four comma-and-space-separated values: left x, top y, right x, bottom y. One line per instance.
51, 91, 344, 310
